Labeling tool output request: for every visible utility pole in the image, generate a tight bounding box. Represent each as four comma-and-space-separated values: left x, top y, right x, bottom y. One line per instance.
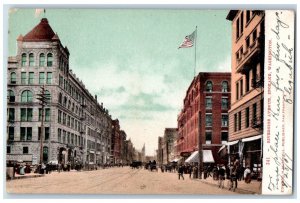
37, 85, 49, 172
198, 111, 203, 179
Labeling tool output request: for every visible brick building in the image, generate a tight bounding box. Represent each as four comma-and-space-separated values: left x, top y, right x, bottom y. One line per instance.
177, 72, 231, 165
226, 10, 264, 176
6, 18, 112, 168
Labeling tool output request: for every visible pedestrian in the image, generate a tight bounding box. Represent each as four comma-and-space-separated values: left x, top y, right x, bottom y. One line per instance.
244, 166, 252, 184
218, 165, 225, 188
188, 164, 192, 179
178, 165, 184, 180
58, 163, 62, 173
229, 163, 238, 191
19, 165, 25, 175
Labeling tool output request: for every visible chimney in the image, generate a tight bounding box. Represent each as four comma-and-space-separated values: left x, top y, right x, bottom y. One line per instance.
95, 95, 97, 101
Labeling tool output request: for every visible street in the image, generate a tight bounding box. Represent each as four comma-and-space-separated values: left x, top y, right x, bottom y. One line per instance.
6, 167, 237, 195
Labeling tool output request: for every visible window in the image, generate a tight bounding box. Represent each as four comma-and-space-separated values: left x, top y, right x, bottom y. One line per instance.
8, 90, 15, 102
7, 146, 11, 154
64, 97, 67, 107
206, 97, 212, 109
20, 127, 32, 141
28, 72, 34, 84
23, 147, 29, 154
29, 53, 34, 66
46, 72, 52, 84
63, 130, 66, 144
8, 127, 14, 140
246, 107, 250, 128
63, 113, 66, 125
21, 72, 26, 84
8, 108, 15, 122
39, 72, 45, 84
45, 90, 51, 103
45, 127, 50, 140
236, 82, 239, 100
240, 79, 243, 97
241, 11, 244, 34
67, 132, 70, 144
21, 53, 26, 66
43, 146, 49, 163
67, 115, 70, 127
238, 111, 242, 131
206, 114, 212, 127
45, 108, 51, 122
221, 132, 228, 144
253, 103, 257, 121
236, 18, 240, 39
58, 128, 62, 143
205, 132, 212, 144
222, 81, 228, 92
10, 72, 16, 84
58, 110, 62, 123
245, 71, 250, 92
20, 108, 33, 121
39, 53, 45, 66
59, 75, 63, 87
221, 98, 228, 109
234, 114, 237, 132
246, 10, 251, 23
38, 127, 50, 140
246, 37, 250, 48
221, 115, 228, 127
58, 93, 62, 104
206, 81, 213, 92
71, 133, 74, 144
47, 53, 53, 67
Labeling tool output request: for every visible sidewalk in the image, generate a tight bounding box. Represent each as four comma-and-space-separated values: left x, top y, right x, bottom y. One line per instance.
8, 173, 45, 181
197, 176, 262, 194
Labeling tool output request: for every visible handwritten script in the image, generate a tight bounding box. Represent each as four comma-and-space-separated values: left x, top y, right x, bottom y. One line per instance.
263, 10, 294, 195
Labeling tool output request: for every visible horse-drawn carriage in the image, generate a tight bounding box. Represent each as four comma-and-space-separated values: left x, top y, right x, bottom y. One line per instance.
130, 161, 142, 169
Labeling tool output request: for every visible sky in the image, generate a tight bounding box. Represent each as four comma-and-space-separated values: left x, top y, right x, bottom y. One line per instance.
8, 8, 232, 156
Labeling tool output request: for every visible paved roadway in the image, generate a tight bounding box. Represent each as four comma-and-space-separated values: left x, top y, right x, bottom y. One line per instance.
6, 167, 237, 195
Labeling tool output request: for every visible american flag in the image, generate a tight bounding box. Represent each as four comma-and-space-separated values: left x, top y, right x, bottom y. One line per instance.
178, 30, 196, 49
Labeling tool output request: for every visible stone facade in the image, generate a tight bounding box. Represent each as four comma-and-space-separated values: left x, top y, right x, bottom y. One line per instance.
7, 18, 112, 168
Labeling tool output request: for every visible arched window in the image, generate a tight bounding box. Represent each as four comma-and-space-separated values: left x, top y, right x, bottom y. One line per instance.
64, 96, 67, 107
47, 53, 53, 67
222, 81, 228, 92
10, 72, 16, 84
8, 90, 15, 102
206, 81, 213, 92
45, 90, 51, 103
29, 53, 34, 66
39, 53, 45, 66
58, 93, 62, 104
21, 53, 26, 66
21, 90, 33, 102
43, 146, 49, 163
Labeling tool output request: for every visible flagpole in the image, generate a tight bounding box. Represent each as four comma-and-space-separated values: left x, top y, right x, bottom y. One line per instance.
194, 26, 197, 78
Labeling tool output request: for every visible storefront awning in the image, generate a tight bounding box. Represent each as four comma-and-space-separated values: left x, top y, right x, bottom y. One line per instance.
185, 151, 198, 163
171, 157, 182, 162
218, 145, 227, 153
203, 150, 215, 163
227, 140, 239, 146
185, 150, 215, 163
242, 134, 262, 143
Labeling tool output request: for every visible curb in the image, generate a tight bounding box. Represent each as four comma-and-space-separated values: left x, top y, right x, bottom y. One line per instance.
198, 179, 258, 194
7, 174, 45, 181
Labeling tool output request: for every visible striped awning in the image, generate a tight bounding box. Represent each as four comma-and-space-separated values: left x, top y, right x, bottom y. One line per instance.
185, 150, 215, 163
